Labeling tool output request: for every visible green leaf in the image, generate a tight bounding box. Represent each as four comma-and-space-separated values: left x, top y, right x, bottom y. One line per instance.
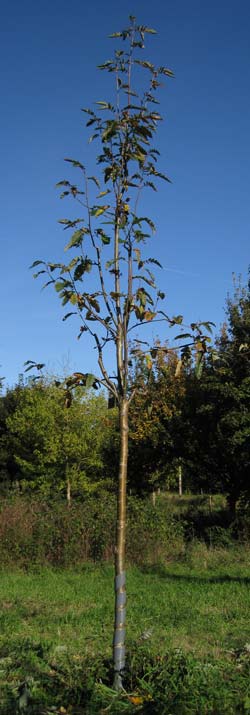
62, 312, 76, 321
134, 60, 154, 71
30, 260, 44, 268
74, 258, 92, 280
67, 257, 79, 271
96, 101, 110, 109
24, 360, 45, 373
91, 205, 110, 217
133, 275, 155, 288
86, 118, 97, 127
47, 262, 61, 271
88, 296, 100, 313
104, 167, 113, 183
81, 108, 95, 116
134, 305, 145, 320
42, 279, 54, 289
145, 181, 157, 192
159, 66, 174, 77
139, 217, 156, 233
100, 234, 111, 245
146, 257, 162, 268
97, 60, 115, 70
199, 321, 216, 334
33, 270, 46, 278
102, 121, 119, 141
65, 229, 86, 251
77, 325, 88, 339
110, 291, 121, 300
153, 170, 172, 183
88, 175, 100, 188
64, 158, 85, 169
61, 292, 70, 306
174, 333, 192, 340
86, 310, 97, 321
136, 288, 147, 307
56, 180, 70, 188
69, 293, 79, 305
55, 281, 67, 293
143, 26, 157, 34
172, 315, 183, 325
97, 190, 110, 198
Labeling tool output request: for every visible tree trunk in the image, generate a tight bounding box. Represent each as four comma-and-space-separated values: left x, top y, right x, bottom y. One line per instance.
113, 399, 129, 691
66, 475, 71, 507
178, 464, 183, 497
66, 459, 71, 507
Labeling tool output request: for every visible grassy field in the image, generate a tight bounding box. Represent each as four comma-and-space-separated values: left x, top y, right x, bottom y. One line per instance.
1, 546, 250, 714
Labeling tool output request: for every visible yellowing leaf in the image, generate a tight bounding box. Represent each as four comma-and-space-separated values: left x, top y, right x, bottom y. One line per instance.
129, 695, 144, 705
145, 354, 153, 370
144, 311, 157, 322
175, 359, 182, 377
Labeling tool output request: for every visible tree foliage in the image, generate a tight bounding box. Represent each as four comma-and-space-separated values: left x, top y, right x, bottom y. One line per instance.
179, 274, 250, 508
1, 378, 110, 498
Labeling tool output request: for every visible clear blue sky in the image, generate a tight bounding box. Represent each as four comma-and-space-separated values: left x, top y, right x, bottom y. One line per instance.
1, 0, 249, 387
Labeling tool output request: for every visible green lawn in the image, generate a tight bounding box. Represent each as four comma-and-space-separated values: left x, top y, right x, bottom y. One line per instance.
1, 550, 250, 713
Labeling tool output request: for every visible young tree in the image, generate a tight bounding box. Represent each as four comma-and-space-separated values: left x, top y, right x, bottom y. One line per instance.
32, 17, 212, 688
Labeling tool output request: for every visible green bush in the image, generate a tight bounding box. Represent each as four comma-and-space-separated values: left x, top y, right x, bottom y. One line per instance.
126, 497, 184, 564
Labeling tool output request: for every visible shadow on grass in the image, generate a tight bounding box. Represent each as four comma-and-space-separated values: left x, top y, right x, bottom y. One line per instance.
140, 564, 250, 585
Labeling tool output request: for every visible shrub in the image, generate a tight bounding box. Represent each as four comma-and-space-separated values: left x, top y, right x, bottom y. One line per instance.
126, 497, 184, 565
0, 495, 184, 568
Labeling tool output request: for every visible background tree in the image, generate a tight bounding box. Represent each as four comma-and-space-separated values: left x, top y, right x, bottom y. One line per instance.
0, 379, 26, 494
180, 274, 250, 508
127, 346, 186, 494
32, 17, 212, 688
6, 379, 109, 500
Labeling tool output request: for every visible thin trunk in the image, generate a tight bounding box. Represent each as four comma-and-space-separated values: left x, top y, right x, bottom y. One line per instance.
113, 398, 129, 691
178, 464, 182, 497
66, 459, 71, 507
66, 475, 71, 507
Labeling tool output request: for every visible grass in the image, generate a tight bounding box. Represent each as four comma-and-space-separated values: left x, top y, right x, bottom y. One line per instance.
1, 546, 250, 713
